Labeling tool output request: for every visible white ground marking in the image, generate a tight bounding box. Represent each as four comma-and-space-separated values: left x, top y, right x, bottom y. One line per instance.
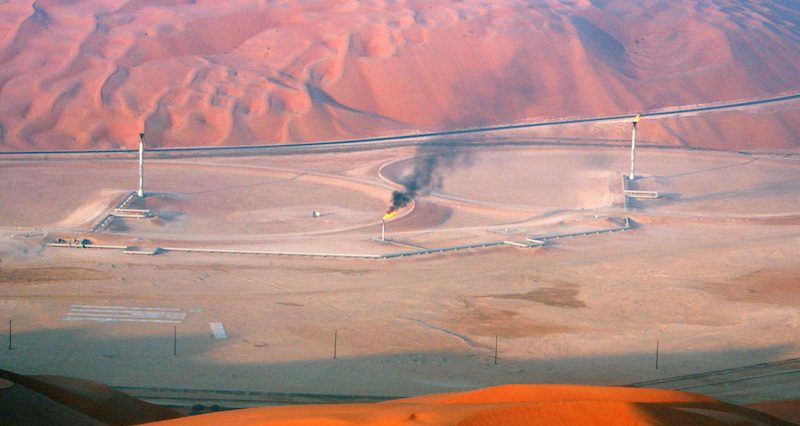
60, 305, 187, 324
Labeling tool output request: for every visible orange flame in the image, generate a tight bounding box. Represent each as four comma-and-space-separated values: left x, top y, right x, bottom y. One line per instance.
383, 210, 398, 221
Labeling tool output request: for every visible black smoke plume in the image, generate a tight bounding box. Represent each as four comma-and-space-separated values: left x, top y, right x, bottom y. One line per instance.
386, 143, 465, 213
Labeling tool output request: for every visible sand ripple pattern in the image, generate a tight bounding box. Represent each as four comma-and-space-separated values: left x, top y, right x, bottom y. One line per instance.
0, 0, 799, 150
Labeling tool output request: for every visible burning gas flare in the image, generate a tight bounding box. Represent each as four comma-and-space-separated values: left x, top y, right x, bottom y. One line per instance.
382, 141, 463, 222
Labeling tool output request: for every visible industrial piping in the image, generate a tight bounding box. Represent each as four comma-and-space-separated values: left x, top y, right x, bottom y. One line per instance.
629, 114, 640, 180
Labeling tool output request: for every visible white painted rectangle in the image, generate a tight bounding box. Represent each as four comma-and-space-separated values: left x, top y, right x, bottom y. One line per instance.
61, 316, 183, 324
71, 305, 181, 312
61, 305, 186, 324
210, 322, 227, 339
65, 311, 186, 321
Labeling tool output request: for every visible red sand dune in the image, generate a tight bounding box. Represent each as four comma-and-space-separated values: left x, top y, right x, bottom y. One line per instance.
148, 384, 793, 425
0, 0, 799, 151
1, 368, 796, 425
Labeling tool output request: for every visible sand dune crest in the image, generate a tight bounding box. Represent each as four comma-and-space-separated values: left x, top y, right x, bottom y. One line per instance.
0, 0, 799, 150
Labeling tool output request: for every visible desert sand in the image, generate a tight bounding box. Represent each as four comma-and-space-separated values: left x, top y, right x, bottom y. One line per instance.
146, 384, 792, 425
1, 1, 799, 422
0, 137, 798, 415
1, 0, 800, 150
0, 368, 181, 424
747, 400, 800, 424
3, 369, 796, 425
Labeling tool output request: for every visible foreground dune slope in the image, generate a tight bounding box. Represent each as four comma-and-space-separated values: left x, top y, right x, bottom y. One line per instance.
1, 369, 797, 424
0, 0, 799, 151
747, 400, 800, 425
148, 384, 792, 426
0, 368, 182, 425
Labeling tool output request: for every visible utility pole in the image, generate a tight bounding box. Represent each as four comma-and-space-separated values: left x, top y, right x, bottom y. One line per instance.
494, 335, 498, 365
655, 339, 659, 370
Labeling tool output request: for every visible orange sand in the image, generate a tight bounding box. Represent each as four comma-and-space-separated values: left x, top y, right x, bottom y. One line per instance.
147, 384, 788, 425
1, 1, 799, 151
3, 367, 792, 425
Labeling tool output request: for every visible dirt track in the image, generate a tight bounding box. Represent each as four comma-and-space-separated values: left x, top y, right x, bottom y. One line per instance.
0, 143, 798, 404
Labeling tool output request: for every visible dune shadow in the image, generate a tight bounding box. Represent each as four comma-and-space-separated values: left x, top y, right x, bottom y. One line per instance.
0, 326, 796, 409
